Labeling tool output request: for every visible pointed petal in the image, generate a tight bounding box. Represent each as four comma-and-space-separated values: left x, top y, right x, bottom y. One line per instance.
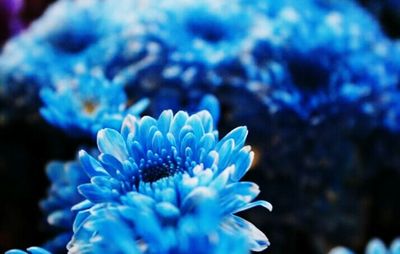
217, 139, 235, 172
71, 199, 93, 211
198, 94, 220, 124
97, 129, 128, 161
171, 111, 189, 138
79, 150, 107, 177
232, 215, 270, 252
126, 98, 149, 115
186, 114, 205, 141
152, 131, 165, 155
219, 126, 248, 150
231, 147, 253, 182
157, 110, 173, 135
220, 182, 260, 214
78, 183, 116, 203
234, 200, 273, 213
121, 115, 138, 140
196, 110, 214, 133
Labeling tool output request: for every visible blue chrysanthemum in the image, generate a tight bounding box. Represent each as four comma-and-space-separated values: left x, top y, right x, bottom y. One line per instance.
1, 0, 138, 74
136, 0, 268, 67
40, 73, 149, 137
328, 238, 400, 254
70, 110, 272, 252
243, 0, 389, 117
104, 0, 294, 119
0, 0, 140, 120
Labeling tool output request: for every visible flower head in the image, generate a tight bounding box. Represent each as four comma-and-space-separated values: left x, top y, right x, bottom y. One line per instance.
243, 0, 388, 116
72, 110, 272, 252
0, 0, 135, 86
40, 73, 149, 137
0, 0, 141, 121
138, 0, 267, 67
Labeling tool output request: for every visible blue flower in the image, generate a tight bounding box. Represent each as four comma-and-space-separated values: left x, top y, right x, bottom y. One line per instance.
0, 0, 129, 87
246, 0, 387, 117
107, 0, 295, 118
38, 159, 89, 252
72, 110, 272, 252
328, 238, 400, 254
0, 0, 141, 121
108, 0, 266, 121
134, 0, 268, 68
40, 73, 149, 137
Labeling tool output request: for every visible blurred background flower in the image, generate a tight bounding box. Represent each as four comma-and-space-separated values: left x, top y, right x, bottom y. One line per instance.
40, 72, 149, 137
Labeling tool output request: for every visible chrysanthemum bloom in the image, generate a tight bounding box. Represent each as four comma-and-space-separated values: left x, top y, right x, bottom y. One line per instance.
111, 0, 275, 121
245, 0, 388, 116
40, 73, 149, 137
1, 0, 138, 81
0, 0, 225, 124
328, 238, 400, 254
136, 0, 268, 67
0, 0, 141, 121
69, 110, 272, 252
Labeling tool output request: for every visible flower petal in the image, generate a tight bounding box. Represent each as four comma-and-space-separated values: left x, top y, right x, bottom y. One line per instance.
232, 215, 270, 252
97, 129, 128, 161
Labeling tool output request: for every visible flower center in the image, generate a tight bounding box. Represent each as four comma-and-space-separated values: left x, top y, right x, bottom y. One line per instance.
287, 51, 332, 91
185, 11, 228, 43
139, 157, 185, 183
48, 26, 98, 54
83, 101, 97, 114
139, 153, 197, 183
